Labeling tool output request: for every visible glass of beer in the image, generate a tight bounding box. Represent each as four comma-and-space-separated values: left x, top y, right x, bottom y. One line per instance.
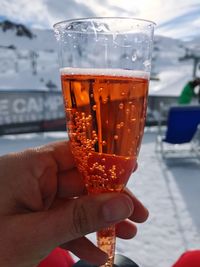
54, 17, 155, 267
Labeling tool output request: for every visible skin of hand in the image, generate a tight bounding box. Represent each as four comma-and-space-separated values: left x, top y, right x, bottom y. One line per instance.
192, 78, 200, 87
0, 140, 149, 267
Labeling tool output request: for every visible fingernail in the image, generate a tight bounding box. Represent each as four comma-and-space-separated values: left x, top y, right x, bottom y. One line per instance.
102, 195, 133, 223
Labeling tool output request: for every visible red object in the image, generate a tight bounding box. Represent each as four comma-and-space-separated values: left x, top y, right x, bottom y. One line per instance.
38, 248, 75, 267
172, 250, 200, 267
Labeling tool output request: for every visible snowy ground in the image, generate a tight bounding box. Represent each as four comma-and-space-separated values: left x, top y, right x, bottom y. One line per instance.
0, 131, 200, 267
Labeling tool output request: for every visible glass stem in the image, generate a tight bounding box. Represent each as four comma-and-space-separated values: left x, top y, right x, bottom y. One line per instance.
97, 225, 116, 267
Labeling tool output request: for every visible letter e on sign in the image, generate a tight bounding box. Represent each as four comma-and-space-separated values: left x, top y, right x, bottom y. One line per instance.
0, 99, 9, 115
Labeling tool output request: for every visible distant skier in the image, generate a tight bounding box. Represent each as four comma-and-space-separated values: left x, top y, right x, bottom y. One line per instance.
178, 77, 200, 104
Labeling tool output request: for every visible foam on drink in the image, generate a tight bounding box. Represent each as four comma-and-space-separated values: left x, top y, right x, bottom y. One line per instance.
60, 67, 149, 80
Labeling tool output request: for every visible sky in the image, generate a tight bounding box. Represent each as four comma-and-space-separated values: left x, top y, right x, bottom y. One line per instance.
0, 0, 200, 40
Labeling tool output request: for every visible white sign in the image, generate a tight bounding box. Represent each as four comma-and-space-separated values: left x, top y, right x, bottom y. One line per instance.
0, 91, 65, 125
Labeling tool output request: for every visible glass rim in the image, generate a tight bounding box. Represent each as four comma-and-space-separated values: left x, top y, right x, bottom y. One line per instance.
53, 16, 156, 29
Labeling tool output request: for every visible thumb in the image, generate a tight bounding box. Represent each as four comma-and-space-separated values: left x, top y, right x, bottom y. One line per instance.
43, 192, 134, 246
3, 193, 133, 264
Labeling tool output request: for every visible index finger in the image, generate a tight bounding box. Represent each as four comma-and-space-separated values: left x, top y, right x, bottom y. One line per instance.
36, 140, 76, 171
124, 188, 149, 223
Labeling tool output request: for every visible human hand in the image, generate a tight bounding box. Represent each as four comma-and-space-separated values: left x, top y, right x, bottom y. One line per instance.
193, 77, 200, 86
0, 141, 148, 267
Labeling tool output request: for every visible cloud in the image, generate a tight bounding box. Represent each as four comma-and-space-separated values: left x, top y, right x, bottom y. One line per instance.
0, 0, 51, 28
0, 0, 141, 29
0, 0, 95, 28
46, 0, 95, 24
84, 0, 138, 17
0, 0, 200, 40
157, 3, 200, 40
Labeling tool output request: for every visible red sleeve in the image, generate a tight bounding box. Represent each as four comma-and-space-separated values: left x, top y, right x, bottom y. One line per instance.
37, 247, 75, 267
172, 250, 200, 267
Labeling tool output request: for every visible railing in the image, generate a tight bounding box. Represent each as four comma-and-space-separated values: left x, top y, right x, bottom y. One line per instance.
147, 95, 179, 126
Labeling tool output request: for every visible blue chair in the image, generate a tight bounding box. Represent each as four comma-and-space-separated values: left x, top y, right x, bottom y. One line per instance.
156, 105, 200, 159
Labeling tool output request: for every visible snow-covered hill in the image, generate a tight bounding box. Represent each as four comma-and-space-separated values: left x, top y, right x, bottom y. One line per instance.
0, 20, 199, 95
0, 20, 59, 91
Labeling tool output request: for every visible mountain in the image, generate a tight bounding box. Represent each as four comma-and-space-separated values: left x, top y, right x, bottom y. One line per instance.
0, 20, 55, 50
0, 20, 34, 39
0, 20, 58, 90
0, 20, 199, 95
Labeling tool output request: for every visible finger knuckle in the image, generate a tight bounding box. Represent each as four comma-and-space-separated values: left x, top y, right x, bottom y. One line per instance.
72, 201, 92, 237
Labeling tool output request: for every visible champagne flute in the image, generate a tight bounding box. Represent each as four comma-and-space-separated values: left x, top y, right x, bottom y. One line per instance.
54, 17, 155, 267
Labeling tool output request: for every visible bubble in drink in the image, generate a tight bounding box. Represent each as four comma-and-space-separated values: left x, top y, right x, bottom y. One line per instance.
119, 103, 124, 109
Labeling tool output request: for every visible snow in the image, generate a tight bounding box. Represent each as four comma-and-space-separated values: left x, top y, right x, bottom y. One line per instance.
149, 64, 193, 96
0, 130, 199, 267
0, 25, 60, 90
